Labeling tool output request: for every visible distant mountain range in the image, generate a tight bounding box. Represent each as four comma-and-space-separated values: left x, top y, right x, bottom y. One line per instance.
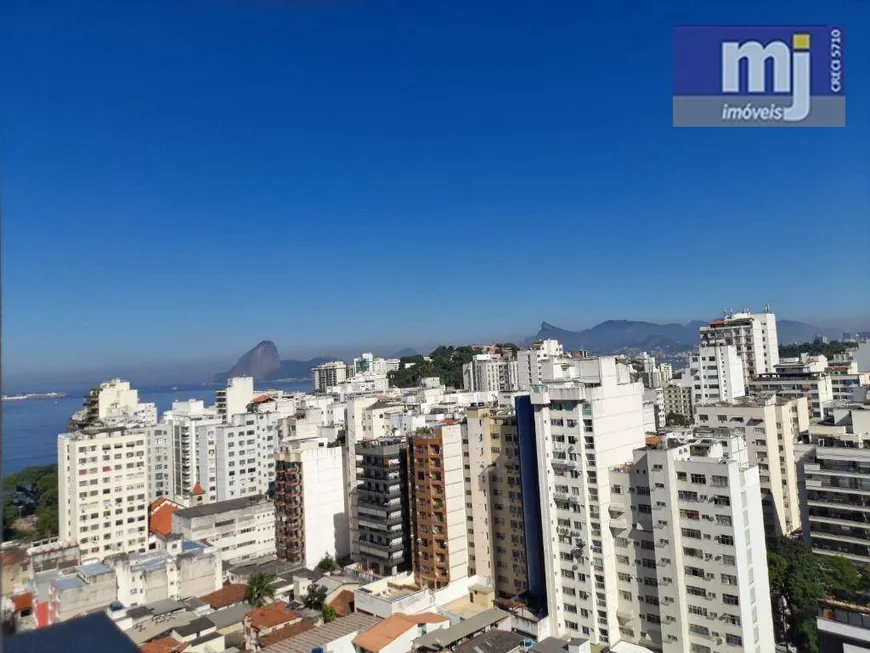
212, 341, 332, 383
525, 319, 843, 353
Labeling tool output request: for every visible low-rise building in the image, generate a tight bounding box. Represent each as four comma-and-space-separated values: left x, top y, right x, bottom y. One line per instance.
261, 611, 382, 653
172, 495, 276, 565
353, 613, 449, 653
47, 562, 117, 624
244, 602, 306, 651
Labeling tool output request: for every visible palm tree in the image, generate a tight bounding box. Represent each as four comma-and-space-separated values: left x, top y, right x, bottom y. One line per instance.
245, 573, 276, 608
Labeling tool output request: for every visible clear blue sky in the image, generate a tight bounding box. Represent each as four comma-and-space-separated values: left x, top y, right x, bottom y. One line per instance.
3, 0, 869, 385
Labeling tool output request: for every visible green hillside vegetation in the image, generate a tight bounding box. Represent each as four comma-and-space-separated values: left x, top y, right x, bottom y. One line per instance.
2, 464, 59, 541
779, 340, 854, 359
388, 344, 518, 389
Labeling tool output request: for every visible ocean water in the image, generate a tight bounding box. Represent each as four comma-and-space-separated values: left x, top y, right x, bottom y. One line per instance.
1, 382, 311, 475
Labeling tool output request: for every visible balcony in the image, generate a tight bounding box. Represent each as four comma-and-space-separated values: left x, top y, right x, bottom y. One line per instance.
610, 517, 628, 530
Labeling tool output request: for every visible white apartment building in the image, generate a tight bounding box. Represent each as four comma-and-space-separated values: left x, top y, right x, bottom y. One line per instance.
687, 345, 746, 405
346, 396, 381, 560
71, 379, 157, 428
530, 356, 647, 646
699, 309, 779, 382
608, 430, 775, 653
105, 536, 222, 606
462, 355, 519, 393
516, 340, 564, 390
58, 425, 150, 562
694, 395, 809, 538
216, 376, 255, 421
145, 423, 176, 501
659, 363, 673, 385
749, 356, 834, 419
171, 495, 276, 565
163, 400, 222, 497
312, 361, 349, 393
206, 411, 279, 502
274, 441, 350, 569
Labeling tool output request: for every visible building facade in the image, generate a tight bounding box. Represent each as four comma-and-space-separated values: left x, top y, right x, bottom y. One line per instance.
355, 438, 412, 576
171, 495, 276, 565
207, 411, 279, 502
274, 441, 349, 569
687, 345, 746, 405
699, 309, 779, 382
749, 358, 834, 419
216, 376, 255, 421
312, 361, 350, 393
517, 340, 564, 391
463, 356, 520, 393
694, 395, 808, 538
58, 425, 149, 561
463, 407, 528, 597
407, 423, 469, 589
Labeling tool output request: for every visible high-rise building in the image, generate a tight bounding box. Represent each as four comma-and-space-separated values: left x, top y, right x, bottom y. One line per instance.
695, 395, 809, 538
608, 430, 775, 652
749, 356, 834, 419
206, 411, 279, 502
355, 438, 412, 577
516, 340, 564, 390
687, 345, 746, 406
529, 356, 646, 645
215, 377, 255, 421
462, 355, 519, 393
69, 379, 157, 429
274, 441, 349, 569
145, 423, 175, 501
658, 363, 673, 385
312, 361, 349, 393
662, 384, 693, 423
163, 400, 222, 498
58, 425, 149, 562
407, 423, 468, 589
799, 443, 870, 565
463, 407, 528, 597
699, 309, 779, 382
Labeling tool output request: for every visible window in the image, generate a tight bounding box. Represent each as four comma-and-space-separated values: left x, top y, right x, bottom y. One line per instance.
688, 624, 709, 636
680, 509, 700, 521
685, 566, 705, 578
723, 614, 740, 626
677, 472, 687, 480
719, 534, 734, 546
618, 573, 631, 582
690, 474, 706, 485
688, 605, 708, 617
725, 634, 742, 646
682, 528, 702, 539
687, 585, 706, 597
721, 573, 738, 585
722, 554, 736, 566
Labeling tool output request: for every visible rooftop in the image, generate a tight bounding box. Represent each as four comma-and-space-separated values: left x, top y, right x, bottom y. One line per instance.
262, 612, 381, 653
259, 619, 318, 648
150, 498, 182, 536
414, 609, 511, 650
200, 584, 248, 609
139, 637, 187, 653
172, 615, 215, 638
353, 613, 448, 653
455, 630, 527, 653
206, 602, 253, 630
246, 602, 302, 631
174, 495, 270, 520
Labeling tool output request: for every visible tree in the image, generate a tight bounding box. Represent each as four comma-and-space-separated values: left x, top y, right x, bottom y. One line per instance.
303, 584, 328, 610
316, 553, 338, 573
245, 573, 276, 608
321, 605, 337, 623
665, 412, 691, 428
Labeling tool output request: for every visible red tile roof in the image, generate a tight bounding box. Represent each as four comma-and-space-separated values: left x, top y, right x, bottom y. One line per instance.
246, 602, 302, 631
200, 583, 248, 609
259, 619, 317, 647
140, 637, 188, 653
326, 589, 355, 617
353, 613, 448, 652
192, 481, 205, 496
11, 593, 33, 613
150, 497, 181, 536
1, 547, 28, 566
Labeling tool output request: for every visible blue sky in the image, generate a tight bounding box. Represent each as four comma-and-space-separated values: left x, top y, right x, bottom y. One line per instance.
3, 0, 869, 385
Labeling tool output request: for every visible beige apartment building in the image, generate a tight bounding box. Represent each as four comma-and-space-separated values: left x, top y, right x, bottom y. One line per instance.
463, 407, 527, 598
407, 423, 468, 589
694, 394, 809, 538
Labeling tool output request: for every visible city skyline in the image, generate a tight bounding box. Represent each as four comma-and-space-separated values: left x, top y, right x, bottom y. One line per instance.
4, 0, 869, 381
